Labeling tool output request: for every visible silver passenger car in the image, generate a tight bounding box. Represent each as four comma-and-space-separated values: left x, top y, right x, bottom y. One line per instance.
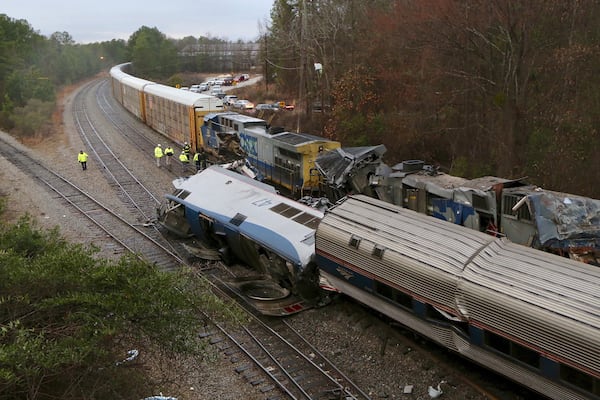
316, 194, 600, 400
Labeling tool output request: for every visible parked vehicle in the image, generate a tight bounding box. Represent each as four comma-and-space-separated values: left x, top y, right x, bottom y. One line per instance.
256, 103, 279, 111
233, 99, 255, 110
223, 95, 239, 106
275, 101, 295, 111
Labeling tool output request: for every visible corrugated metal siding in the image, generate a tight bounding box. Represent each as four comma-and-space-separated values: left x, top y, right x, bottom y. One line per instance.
461, 240, 600, 374
318, 194, 600, 378
317, 195, 497, 312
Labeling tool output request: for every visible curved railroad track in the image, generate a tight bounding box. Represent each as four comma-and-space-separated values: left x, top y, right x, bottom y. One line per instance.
0, 136, 183, 270
85, 77, 538, 400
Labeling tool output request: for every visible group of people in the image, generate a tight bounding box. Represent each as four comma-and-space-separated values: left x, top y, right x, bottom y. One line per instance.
77, 141, 208, 173
154, 142, 207, 173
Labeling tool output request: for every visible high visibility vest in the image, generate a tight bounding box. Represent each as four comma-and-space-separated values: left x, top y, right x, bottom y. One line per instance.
193, 153, 199, 162
165, 147, 174, 156
78, 152, 88, 162
155, 147, 164, 158
179, 153, 189, 163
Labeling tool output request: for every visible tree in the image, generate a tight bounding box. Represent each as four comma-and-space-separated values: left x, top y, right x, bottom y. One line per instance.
128, 26, 178, 79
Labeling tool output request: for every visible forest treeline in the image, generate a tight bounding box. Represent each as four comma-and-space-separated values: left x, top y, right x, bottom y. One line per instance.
266, 0, 600, 198
2, 1, 600, 197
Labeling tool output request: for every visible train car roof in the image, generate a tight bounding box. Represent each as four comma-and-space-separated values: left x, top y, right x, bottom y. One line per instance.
325, 195, 600, 304
109, 63, 131, 79
323, 195, 600, 371
322, 194, 497, 277
272, 131, 340, 148
170, 166, 323, 266
110, 63, 156, 90
109, 65, 130, 82
121, 75, 156, 91
218, 112, 267, 125
204, 111, 238, 122
144, 84, 224, 108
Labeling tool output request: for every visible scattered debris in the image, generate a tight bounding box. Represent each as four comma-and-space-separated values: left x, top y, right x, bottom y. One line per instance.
116, 349, 139, 365
428, 380, 446, 398
143, 394, 177, 400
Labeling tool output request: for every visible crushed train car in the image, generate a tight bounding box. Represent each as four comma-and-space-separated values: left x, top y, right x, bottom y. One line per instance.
315, 153, 600, 264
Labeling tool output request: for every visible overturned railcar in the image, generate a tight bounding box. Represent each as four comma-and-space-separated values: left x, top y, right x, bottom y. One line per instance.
157, 166, 324, 300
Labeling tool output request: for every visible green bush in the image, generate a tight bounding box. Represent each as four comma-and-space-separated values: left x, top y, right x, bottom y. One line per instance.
0, 213, 239, 399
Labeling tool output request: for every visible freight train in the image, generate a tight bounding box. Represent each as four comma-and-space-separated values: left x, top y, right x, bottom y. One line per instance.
109, 63, 225, 153
110, 63, 340, 195
157, 166, 600, 400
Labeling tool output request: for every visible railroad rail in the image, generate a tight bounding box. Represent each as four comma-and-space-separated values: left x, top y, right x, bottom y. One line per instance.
73, 81, 161, 221
95, 80, 163, 155
2, 77, 532, 399
0, 136, 183, 271
199, 272, 371, 400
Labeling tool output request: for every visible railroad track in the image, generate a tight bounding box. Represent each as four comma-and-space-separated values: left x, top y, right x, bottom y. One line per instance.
95, 80, 165, 153
197, 273, 371, 400
73, 80, 162, 222
3, 77, 526, 400
0, 136, 183, 271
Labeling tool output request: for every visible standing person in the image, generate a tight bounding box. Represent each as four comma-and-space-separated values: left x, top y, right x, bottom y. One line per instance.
199, 148, 208, 170
179, 150, 189, 173
154, 144, 163, 167
193, 151, 200, 172
193, 149, 207, 172
164, 145, 174, 166
77, 150, 89, 170
182, 141, 191, 157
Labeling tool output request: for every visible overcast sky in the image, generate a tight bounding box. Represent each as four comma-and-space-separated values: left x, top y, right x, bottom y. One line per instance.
2, 0, 274, 43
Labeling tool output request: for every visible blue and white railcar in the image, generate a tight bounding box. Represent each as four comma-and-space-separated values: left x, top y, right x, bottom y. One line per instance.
316, 194, 600, 400
158, 166, 324, 297
200, 112, 265, 155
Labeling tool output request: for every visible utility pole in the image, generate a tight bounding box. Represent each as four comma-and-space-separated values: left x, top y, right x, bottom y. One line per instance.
264, 34, 268, 94
297, 0, 307, 133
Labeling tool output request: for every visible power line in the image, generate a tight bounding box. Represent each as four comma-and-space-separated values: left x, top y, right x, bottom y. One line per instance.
265, 58, 301, 70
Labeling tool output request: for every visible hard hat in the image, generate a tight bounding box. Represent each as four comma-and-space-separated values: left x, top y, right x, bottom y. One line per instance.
158, 144, 162, 147
185, 141, 188, 144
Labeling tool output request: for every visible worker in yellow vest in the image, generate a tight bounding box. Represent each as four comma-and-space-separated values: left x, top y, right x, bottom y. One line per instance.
154, 144, 164, 167
77, 150, 89, 170
179, 150, 189, 173
183, 142, 191, 156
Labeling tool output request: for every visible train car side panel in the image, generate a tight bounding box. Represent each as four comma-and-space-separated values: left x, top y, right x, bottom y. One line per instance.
316, 194, 600, 400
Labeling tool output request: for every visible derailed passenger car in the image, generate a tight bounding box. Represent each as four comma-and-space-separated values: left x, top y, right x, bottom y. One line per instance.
316, 194, 600, 400
157, 166, 324, 301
